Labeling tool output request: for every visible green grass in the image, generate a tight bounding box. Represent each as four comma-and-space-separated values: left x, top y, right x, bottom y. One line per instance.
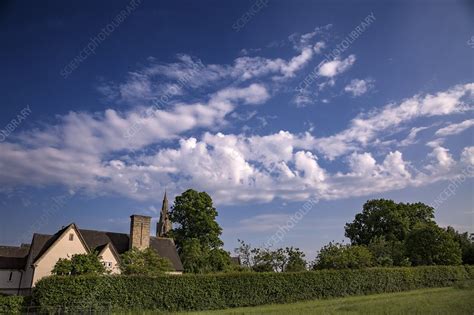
178, 286, 474, 315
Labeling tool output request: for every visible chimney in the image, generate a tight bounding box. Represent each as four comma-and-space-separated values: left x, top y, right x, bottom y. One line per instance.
129, 215, 151, 250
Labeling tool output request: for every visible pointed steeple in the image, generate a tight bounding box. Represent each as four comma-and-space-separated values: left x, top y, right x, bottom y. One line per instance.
157, 191, 172, 237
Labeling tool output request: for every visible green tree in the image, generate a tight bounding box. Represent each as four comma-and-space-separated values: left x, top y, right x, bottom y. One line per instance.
446, 226, 474, 265
284, 247, 307, 272
313, 242, 374, 270
367, 236, 410, 267
169, 189, 230, 273
51, 258, 73, 275
179, 238, 231, 273
345, 199, 435, 245
405, 224, 462, 266
52, 252, 106, 276
120, 247, 173, 276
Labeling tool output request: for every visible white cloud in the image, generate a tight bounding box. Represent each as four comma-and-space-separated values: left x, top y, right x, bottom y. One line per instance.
399, 126, 429, 146
344, 78, 374, 96
461, 146, 474, 165
315, 83, 474, 159
318, 55, 356, 77
435, 119, 474, 137
313, 41, 326, 54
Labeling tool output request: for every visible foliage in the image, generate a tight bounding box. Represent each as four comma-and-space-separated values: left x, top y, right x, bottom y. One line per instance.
52, 252, 106, 276
405, 224, 462, 266
446, 226, 474, 264
51, 258, 73, 275
0, 295, 25, 314
313, 242, 374, 270
32, 266, 474, 313
180, 238, 232, 273
170, 189, 223, 250
345, 199, 435, 245
367, 236, 410, 267
284, 247, 307, 272
120, 247, 173, 276
234, 240, 307, 272
169, 189, 230, 273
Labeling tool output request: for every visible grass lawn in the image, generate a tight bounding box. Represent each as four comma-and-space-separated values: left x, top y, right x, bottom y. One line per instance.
179, 286, 474, 315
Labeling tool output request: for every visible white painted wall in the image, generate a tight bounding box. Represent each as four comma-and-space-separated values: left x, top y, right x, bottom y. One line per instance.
32, 227, 88, 285
99, 246, 121, 274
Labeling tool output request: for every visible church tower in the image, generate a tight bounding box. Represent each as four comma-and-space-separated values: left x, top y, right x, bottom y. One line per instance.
157, 191, 172, 237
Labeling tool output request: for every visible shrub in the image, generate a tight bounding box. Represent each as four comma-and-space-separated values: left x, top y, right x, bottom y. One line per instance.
120, 247, 173, 276
313, 242, 374, 269
32, 266, 473, 313
52, 252, 106, 275
0, 295, 25, 314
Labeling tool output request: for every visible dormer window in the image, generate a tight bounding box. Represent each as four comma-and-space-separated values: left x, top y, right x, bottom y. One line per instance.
69, 233, 74, 241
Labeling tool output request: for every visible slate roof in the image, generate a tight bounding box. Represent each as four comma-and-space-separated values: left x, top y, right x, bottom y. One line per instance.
0, 246, 29, 269
0, 227, 183, 272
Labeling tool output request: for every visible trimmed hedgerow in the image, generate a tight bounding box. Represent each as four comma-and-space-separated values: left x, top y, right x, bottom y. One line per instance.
0, 295, 25, 314
32, 266, 473, 313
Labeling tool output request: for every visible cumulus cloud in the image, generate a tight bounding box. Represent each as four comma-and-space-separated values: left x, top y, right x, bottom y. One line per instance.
318, 55, 356, 77
1, 32, 473, 210
344, 78, 374, 96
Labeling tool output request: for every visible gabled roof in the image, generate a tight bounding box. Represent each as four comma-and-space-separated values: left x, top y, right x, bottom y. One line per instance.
32, 223, 90, 265
13, 226, 183, 272
96, 242, 121, 264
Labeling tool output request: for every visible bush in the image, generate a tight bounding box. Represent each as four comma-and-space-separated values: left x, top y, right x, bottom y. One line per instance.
0, 295, 25, 314
52, 252, 106, 276
32, 266, 473, 312
313, 242, 374, 269
120, 247, 173, 276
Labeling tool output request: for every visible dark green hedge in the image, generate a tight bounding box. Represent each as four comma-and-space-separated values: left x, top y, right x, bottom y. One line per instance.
33, 266, 474, 312
0, 295, 25, 314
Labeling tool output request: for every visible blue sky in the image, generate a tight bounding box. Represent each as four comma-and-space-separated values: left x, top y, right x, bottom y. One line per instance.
0, 0, 473, 259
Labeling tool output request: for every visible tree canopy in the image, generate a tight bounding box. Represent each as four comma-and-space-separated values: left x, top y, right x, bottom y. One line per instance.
234, 240, 307, 272
313, 242, 374, 270
405, 224, 462, 266
345, 199, 435, 245
120, 247, 173, 276
52, 252, 106, 276
169, 189, 230, 273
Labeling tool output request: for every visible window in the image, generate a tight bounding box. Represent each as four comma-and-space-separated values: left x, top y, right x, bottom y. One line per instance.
69, 233, 74, 241
102, 261, 112, 268
8, 272, 13, 282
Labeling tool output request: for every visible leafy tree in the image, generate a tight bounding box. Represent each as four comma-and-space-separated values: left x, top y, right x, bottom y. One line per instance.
52, 252, 106, 276
234, 241, 307, 272
367, 236, 410, 267
446, 226, 474, 264
120, 247, 173, 276
169, 189, 231, 273
284, 247, 307, 272
51, 258, 73, 275
345, 199, 435, 245
170, 189, 223, 250
179, 238, 231, 273
405, 224, 462, 266
313, 242, 374, 270
252, 248, 286, 272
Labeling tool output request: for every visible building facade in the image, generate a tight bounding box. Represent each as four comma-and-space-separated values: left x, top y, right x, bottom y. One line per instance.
0, 205, 183, 295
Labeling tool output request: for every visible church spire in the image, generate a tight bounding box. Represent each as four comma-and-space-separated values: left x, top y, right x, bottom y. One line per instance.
157, 191, 172, 237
